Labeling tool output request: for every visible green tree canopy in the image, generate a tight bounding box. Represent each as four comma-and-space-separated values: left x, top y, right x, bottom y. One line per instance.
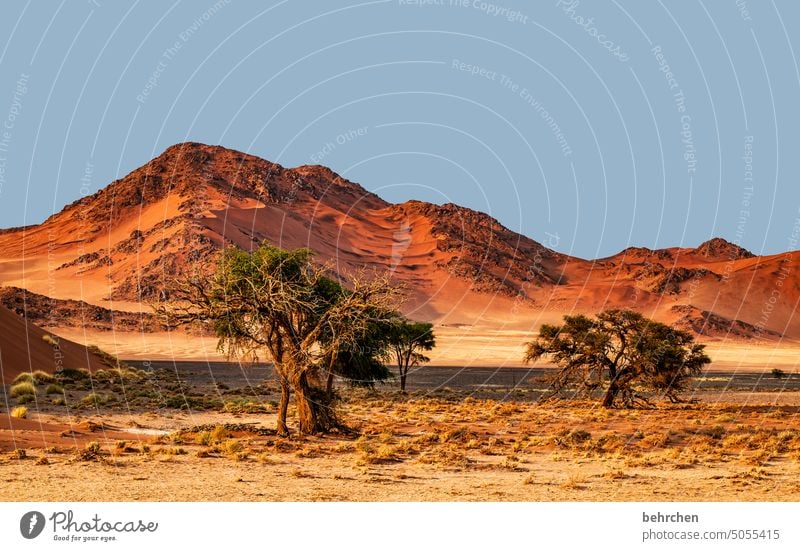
158, 244, 401, 434
524, 309, 710, 407
387, 319, 436, 392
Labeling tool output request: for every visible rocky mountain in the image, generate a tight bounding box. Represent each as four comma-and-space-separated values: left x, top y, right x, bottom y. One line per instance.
0, 142, 797, 342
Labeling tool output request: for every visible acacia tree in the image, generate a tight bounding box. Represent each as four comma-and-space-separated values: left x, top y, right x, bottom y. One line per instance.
524, 309, 710, 407
157, 244, 400, 434
322, 317, 393, 393
388, 320, 435, 392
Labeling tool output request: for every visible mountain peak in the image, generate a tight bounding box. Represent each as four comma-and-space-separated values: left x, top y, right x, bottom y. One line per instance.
695, 238, 754, 260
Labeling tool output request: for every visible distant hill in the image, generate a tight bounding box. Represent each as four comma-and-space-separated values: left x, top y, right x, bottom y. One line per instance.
0, 142, 796, 342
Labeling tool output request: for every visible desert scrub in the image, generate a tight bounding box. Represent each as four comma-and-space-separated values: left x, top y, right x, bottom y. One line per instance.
45, 383, 64, 395
87, 345, 130, 370
10, 381, 36, 398
438, 427, 475, 443
210, 425, 229, 443
194, 431, 213, 446
12, 372, 35, 385
641, 432, 670, 448
31, 370, 56, 384
81, 392, 114, 407
560, 475, 587, 490
358, 444, 399, 465
41, 334, 60, 346
56, 367, 90, 381
602, 469, 629, 480
220, 439, 244, 458
10, 406, 28, 419
222, 398, 269, 414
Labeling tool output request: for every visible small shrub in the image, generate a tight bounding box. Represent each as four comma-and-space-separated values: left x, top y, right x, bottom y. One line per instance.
12, 373, 35, 385
210, 425, 229, 443
568, 429, 592, 444
221, 439, 243, 456
41, 334, 59, 346
10, 381, 36, 398
523, 474, 536, 485
108, 367, 146, 382
222, 399, 269, 414
10, 406, 28, 419
51, 396, 66, 406
32, 370, 56, 384
561, 475, 587, 490
45, 383, 64, 395
76, 441, 102, 461
87, 345, 129, 370
772, 368, 787, 379
56, 367, 90, 381
16, 394, 35, 404
195, 431, 212, 446
602, 469, 628, 480
81, 392, 112, 407
161, 447, 187, 456
707, 425, 727, 440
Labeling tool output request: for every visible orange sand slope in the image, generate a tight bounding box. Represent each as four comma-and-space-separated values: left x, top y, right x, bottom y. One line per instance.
0, 306, 106, 383
0, 142, 797, 345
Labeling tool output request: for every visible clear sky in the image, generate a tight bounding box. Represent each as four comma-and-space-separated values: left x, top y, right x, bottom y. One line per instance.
0, 0, 799, 259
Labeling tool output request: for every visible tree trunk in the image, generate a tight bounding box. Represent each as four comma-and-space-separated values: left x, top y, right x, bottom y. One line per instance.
295, 377, 317, 434
293, 370, 338, 434
602, 380, 619, 408
277, 378, 291, 436
325, 370, 334, 394
400, 371, 407, 393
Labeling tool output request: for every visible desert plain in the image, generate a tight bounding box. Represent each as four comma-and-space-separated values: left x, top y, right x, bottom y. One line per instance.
2, 341, 800, 502
2, 142, 800, 502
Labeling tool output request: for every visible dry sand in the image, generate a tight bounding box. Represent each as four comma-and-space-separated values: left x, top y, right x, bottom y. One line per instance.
3, 384, 800, 502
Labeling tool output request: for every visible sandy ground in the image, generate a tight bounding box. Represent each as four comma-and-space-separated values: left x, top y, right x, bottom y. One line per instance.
4, 438, 798, 502
50, 327, 800, 372
3, 371, 800, 501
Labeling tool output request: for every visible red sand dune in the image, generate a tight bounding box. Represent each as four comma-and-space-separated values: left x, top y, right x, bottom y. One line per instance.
0, 305, 106, 383
0, 142, 797, 346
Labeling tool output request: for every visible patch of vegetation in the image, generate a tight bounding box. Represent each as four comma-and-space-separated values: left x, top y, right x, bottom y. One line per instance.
525, 309, 710, 407
10, 406, 28, 419
12, 372, 35, 385
159, 395, 215, 410
76, 441, 102, 461
31, 370, 56, 384
45, 383, 64, 395
87, 345, 130, 370
55, 367, 90, 381
155, 244, 404, 435
221, 398, 270, 414
81, 392, 114, 407
42, 334, 59, 346
771, 368, 787, 379
10, 381, 36, 398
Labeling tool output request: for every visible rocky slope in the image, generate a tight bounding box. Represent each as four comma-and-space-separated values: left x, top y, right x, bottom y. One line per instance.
0, 142, 797, 341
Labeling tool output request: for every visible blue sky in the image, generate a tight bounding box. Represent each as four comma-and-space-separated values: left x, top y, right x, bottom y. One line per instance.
1, 0, 799, 259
